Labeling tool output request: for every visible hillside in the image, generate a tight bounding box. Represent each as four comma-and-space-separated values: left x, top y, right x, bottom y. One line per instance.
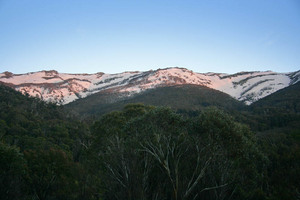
247, 81, 300, 131
65, 84, 246, 117
250, 81, 300, 113
0, 84, 87, 152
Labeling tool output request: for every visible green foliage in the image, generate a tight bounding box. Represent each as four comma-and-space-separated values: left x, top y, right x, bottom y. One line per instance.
24, 148, 79, 200
191, 108, 267, 199
0, 142, 26, 200
0, 83, 299, 200
258, 132, 300, 200
0, 84, 92, 200
89, 105, 267, 200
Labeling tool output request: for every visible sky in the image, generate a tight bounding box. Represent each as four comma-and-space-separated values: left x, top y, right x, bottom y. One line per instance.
0, 0, 299, 74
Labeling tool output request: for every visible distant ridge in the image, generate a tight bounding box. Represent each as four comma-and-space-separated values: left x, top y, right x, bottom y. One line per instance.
1, 67, 299, 105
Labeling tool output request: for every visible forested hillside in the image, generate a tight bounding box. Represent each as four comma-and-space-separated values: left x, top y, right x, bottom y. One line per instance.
0, 84, 299, 200
0, 85, 91, 199
249, 81, 300, 131
65, 85, 246, 117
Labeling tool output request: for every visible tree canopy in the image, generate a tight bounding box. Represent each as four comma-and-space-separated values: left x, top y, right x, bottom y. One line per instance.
0, 84, 299, 200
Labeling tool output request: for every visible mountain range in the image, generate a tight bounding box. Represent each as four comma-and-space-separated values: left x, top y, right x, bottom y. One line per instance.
1, 68, 299, 200
0, 67, 299, 106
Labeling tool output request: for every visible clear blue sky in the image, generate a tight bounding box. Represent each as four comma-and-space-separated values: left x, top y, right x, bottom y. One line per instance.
0, 0, 299, 74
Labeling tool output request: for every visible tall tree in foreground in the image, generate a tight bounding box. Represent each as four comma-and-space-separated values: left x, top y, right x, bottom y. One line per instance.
90, 105, 266, 200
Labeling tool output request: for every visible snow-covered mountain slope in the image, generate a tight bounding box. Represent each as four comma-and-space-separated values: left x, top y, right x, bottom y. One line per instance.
0, 68, 299, 105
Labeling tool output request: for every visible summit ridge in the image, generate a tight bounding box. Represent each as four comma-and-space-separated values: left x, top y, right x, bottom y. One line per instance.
1, 67, 299, 105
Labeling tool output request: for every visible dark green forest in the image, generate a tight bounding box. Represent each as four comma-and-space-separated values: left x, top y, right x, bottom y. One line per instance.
0, 84, 299, 200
